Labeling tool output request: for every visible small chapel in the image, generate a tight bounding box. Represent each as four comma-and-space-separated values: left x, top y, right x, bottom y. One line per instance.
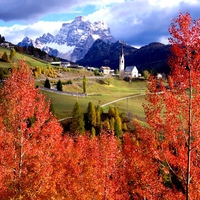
119, 46, 139, 79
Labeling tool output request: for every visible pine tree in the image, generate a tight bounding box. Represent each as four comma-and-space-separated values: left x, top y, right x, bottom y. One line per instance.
57, 79, 63, 91
0, 34, 5, 43
70, 101, 85, 135
83, 75, 87, 93
86, 102, 96, 133
44, 78, 51, 88
96, 105, 102, 135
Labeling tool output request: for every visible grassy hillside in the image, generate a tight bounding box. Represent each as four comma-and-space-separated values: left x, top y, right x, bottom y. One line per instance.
42, 78, 148, 119
0, 47, 50, 68
0, 47, 148, 121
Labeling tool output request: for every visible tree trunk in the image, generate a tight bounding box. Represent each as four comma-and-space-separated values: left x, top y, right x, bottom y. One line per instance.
186, 61, 192, 200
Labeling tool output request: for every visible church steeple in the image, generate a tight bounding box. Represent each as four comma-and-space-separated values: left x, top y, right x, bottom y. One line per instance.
119, 45, 125, 77
121, 45, 124, 56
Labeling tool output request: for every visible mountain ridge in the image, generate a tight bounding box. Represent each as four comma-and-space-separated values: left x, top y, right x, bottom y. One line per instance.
9, 14, 171, 73
77, 40, 171, 74
18, 16, 115, 62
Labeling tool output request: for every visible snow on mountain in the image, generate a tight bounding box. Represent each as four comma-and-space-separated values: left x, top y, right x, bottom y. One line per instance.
18, 16, 115, 62
18, 36, 35, 47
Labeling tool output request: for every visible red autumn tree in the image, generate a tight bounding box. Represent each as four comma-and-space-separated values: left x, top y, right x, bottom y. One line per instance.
134, 12, 200, 199
122, 132, 174, 199
0, 60, 63, 199
60, 131, 128, 199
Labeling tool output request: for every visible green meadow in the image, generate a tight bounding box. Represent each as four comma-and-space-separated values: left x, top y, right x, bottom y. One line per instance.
42, 77, 148, 120
0, 46, 148, 120
0, 47, 50, 68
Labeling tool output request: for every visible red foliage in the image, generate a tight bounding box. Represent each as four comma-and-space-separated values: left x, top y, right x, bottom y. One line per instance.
122, 131, 175, 199
131, 12, 200, 199
59, 131, 129, 199
0, 60, 63, 199
4, 14, 200, 199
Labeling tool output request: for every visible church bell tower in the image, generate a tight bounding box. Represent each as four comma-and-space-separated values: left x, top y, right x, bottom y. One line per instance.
119, 45, 125, 77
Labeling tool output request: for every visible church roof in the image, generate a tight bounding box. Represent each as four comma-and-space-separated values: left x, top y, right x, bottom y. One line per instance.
124, 66, 137, 72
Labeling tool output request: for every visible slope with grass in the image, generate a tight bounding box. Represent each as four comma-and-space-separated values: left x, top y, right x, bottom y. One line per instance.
0, 47, 50, 68
0, 47, 147, 121
42, 77, 148, 120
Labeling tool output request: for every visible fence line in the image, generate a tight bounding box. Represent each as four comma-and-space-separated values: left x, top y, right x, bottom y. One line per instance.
40, 87, 87, 97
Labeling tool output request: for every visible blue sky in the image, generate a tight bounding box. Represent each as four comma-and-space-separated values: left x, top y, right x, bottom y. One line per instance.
0, 0, 200, 47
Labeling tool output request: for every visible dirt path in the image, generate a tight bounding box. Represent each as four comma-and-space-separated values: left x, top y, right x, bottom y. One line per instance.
100, 93, 146, 107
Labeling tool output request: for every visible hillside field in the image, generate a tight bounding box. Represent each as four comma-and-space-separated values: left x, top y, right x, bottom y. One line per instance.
0, 47, 50, 68
0, 46, 148, 121
41, 78, 148, 120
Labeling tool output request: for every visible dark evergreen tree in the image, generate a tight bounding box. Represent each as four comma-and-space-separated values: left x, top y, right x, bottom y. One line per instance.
44, 78, 51, 89
86, 102, 96, 133
96, 105, 102, 135
0, 69, 4, 81
0, 34, 5, 43
83, 75, 87, 93
57, 79, 63, 91
66, 80, 72, 84
70, 101, 85, 135
113, 107, 122, 137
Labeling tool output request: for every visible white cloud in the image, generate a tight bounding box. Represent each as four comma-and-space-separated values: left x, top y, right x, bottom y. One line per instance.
86, 7, 111, 23
158, 36, 169, 45
148, 0, 199, 7
26, 21, 63, 38
1, 0, 200, 46
0, 21, 63, 44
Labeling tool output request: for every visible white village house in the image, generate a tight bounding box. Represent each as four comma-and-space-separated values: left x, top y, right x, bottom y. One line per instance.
100, 66, 111, 75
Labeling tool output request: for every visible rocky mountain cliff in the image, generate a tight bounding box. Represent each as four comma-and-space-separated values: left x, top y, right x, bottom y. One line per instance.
18, 16, 115, 62
77, 40, 171, 74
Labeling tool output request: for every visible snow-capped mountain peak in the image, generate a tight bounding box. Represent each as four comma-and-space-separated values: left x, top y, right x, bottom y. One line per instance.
18, 16, 115, 62
18, 36, 35, 47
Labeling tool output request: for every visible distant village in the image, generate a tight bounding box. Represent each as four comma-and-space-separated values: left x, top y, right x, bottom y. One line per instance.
51, 47, 144, 80
51, 47, 165, 80
0, 42, 15, 49
0, 41, 164, 80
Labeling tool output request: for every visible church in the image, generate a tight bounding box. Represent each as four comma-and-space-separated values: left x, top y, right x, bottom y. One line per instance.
119, 46, 139, 79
